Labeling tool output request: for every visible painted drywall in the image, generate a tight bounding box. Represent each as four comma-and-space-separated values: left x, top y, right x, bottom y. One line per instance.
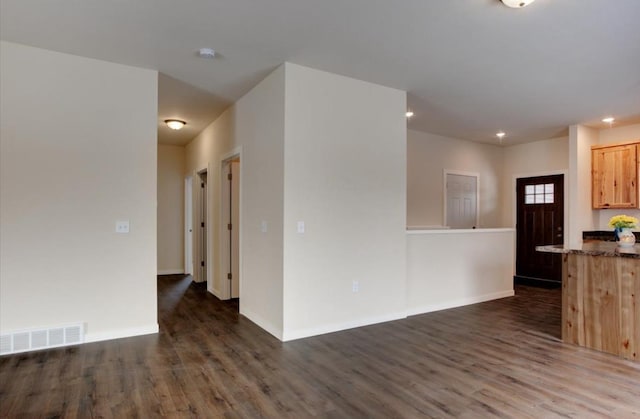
407, 130, 504, 228
282, 63, 407, 340
0, 42, 158, 342
157, 145, 185, 274
595, 123, 640, 229
407, 229, 515, 315
568, 125, 599, 247
501, 136, 569, 227
185, 66, 285, 339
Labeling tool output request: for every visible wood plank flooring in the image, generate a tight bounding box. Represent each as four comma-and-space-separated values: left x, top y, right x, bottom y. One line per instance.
2, 275, 639, 418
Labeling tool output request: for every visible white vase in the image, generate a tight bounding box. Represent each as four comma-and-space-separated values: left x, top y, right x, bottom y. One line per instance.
617, 228, 636, 247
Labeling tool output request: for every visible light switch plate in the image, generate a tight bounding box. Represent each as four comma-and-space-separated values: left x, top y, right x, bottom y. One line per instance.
261, 220, 268, 233
116, 220, 130, 233
297, 221, 305, 234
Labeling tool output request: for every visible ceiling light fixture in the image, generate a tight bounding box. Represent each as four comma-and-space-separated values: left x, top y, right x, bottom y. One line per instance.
198, 48, 216, 59
496, 131, 506, 138
165, 119, 186, 130
406, 111, 414, 118
501, 0, 536, 8
602, 116, 615, 124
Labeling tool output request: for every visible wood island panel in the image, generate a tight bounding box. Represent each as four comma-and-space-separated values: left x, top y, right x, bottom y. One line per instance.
563, 252, 639, 361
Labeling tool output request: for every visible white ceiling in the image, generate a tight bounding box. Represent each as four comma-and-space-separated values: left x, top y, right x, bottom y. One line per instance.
2, 0, 639, 146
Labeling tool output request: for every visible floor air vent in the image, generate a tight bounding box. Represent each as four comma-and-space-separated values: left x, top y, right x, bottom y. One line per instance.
0, 324, 84, 355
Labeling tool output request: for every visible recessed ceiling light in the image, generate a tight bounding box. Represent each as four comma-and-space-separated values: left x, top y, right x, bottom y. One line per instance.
198, 48, 216, 59
406, 111, 414, 118
165, 119, 186, 130
501, 0, 536, 8
602, 117, 615, 124
496, 131, 506, 138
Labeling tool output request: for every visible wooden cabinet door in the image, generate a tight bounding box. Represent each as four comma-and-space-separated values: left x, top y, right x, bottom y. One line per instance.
592, 144, 637, 208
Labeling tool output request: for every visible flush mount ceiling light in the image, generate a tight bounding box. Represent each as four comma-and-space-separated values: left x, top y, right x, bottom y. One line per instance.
501, 0, 536, 8
198, 48, 216, 59
165, 119, 186, 130
406, 111, 414, 118
602, 116, 615, 124
496, 131, 506, 138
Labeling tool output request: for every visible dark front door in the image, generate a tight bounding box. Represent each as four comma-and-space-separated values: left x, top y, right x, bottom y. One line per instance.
516, 174, 564, 285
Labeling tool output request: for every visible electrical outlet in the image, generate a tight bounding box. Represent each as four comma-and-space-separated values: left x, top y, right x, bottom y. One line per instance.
352, 280, 359, 293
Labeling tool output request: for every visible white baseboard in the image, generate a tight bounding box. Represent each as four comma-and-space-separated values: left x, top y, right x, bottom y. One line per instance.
240, 308, 283, 341
282, 310, 407, 342
157, 269, 184, 275
84, 324, 159, 343
407, 290, 515, 316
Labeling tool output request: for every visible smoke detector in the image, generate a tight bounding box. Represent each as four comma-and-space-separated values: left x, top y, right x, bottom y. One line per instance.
501, 0, 536, 8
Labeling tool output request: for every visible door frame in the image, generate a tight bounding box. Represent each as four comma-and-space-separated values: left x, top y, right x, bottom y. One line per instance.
443, 169, 479, 228
219, 147, 243, 301
512, 170, 568, 286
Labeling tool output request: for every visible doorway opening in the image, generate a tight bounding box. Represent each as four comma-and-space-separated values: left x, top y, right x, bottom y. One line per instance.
221, 157, 240, 301
444, 171, 478, 228
515, 174, 564, 287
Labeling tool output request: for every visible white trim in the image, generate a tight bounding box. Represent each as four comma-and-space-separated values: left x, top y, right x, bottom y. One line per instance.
240, 308, 283, 341
282, 311, 408, 342
407, 290, 515, 316
84, 324, 159, 343
157, 269, 184, 275
407, 228, 515, 235
443, 170, 480, 228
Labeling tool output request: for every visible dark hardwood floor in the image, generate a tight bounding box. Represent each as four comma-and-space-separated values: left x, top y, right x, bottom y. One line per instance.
2, 275, 639, 418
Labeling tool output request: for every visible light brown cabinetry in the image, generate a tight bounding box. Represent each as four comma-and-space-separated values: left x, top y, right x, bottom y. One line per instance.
591, 142, 638, 209
563, 252, 639, 362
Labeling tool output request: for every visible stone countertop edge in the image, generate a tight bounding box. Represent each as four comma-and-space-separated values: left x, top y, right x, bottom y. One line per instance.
536, 242, 640, 259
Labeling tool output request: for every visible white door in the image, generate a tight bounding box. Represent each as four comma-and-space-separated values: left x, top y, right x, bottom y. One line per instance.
184, 176, 193, 275
196, 170, 208, 283
446, 173, 477, 228
230, 160, 240, 299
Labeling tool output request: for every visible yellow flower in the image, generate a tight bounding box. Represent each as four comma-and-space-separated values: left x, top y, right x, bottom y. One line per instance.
608, 215, 638, 229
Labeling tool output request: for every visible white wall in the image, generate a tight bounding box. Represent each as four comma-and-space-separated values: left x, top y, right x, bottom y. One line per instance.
407, 229, 515, 315
157, 145, 185, 274
568, 125, 599, 247
0, 42, 158, 342
282, 63, 407, 340
185, 66, 285, 339
407, 130, 504, 228
501, 136, 569, 227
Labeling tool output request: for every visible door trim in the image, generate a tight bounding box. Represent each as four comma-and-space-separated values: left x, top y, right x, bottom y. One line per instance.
443, 169, 479, 228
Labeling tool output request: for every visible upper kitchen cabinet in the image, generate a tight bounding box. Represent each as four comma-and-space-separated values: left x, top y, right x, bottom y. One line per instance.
592, 142, 638, 209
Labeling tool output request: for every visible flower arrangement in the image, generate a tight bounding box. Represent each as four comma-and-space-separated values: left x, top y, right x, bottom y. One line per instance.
608, 215, 638, 230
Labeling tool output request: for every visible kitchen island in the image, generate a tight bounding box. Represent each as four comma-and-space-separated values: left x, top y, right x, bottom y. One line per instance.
537, 242, 639, 361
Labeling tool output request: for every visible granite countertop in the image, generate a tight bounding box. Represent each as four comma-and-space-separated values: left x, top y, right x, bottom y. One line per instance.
536, 242, 640, 259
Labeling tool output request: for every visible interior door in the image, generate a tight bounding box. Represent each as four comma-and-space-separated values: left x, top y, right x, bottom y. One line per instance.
516, 174, 564, 285
184, 176, 193, 275
230, 160, 240, 299
446, 173, 477, 228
